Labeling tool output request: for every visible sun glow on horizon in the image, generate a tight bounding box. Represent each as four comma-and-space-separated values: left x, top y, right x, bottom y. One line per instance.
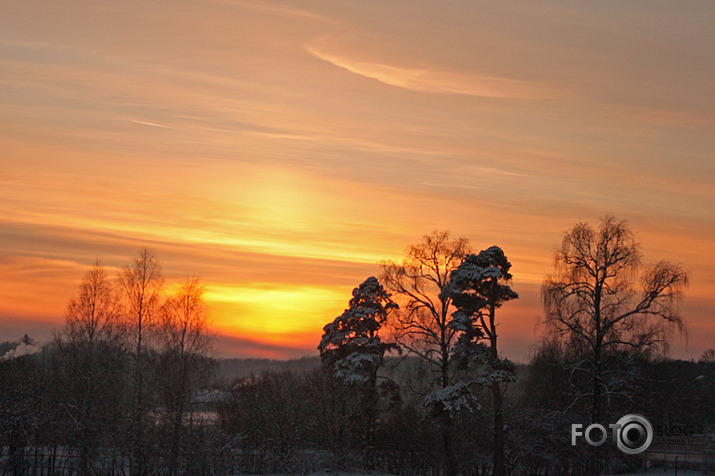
204, 282, 351, 337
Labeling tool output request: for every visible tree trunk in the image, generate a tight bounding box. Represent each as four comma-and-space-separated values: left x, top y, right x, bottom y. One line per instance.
131, 329, 145, 476
442, 417, 457, 476
492, 381, 506, 476
591, 283, 603, 476
439, 344, 458, 475
590, 341, 603, 476
489, 305, 506, 476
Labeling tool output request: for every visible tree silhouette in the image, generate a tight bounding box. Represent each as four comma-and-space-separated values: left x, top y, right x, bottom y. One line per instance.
158, 277, 214, 475
319, 277, 398, 386
119, 248, 163, 475
700, 348, 715, 363
60, 261, 123, 475
381, 231, 470, 390
448, 245, 519, 476
64, 262, 119, 346
542, 216, 688, 475
318, 277, 398, 446
380, 230, 469, 474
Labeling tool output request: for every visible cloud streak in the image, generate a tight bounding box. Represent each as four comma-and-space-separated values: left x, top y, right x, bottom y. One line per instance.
306, 38, 555, 99
132, 120, 173, 129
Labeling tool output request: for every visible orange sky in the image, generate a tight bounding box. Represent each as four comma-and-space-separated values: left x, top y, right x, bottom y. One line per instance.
1, 1, 714, 360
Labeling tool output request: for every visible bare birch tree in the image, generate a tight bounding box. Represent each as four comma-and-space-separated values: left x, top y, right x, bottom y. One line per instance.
380, 231, 470, 390
64, 262, 119, 346
158, 277, 213, 475
542, 216, 688, 475
119, 248, 163, 475
380, 230, 469, 474
60, 262, 123, 475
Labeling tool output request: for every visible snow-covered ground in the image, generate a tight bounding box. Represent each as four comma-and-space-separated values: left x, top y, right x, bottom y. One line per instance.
603, 471, 707, 476
244, 470, 709, 476
245, 473, 396, 476
249, 472, 706, 476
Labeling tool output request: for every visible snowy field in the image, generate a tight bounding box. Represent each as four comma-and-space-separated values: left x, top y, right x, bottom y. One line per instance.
603, 471, 707, 476
245, 471, 708, 476
247, 472, 707, 476
245, 473, 395, 476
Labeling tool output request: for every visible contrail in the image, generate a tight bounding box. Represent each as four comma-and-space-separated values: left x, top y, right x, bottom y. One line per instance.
132, 120, 172, 129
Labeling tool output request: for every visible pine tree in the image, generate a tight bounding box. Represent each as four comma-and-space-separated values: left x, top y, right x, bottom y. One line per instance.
448, 245, 519, 476
318, 277, 399, 447
319, 277, 398, 386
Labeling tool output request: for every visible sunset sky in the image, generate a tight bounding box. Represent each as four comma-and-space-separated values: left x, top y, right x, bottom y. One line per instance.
1, 1, 714, 360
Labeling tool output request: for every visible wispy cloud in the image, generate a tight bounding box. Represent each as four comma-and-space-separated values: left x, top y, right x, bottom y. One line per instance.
131, 120, 173, 129
306, 37, 555, 99
207, 0, 332, 23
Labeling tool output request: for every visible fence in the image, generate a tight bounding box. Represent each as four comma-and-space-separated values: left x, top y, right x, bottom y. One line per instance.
645, 434, 715, 474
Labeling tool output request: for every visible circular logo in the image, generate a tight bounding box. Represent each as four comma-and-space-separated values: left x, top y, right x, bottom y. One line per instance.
615, 414, 653, 455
